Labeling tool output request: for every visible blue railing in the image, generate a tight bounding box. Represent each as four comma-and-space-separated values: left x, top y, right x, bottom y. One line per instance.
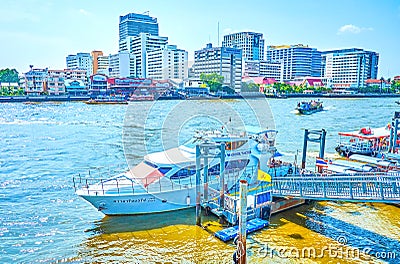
271, 172, 400, 203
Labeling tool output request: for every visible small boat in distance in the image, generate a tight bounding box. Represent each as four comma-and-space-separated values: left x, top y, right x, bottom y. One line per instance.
295, 100, 323, 115
335, 126, 391, 157
129, 94, 154, 101
85, 95, 128, 105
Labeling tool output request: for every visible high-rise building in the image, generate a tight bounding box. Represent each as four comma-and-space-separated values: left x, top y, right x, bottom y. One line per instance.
147, 45, 188, 80
66, 53, 93, 77
243, 60, 284, 82
193, 43, 242, 91
119, 33, 168, 78
321, 48, 379, 89
96, 55, 109, 74
91, 50, 104, 74
108, 52, 136, 78
266, 44, 322, 81
222, 32, 265, 61
119, 12, 159, 42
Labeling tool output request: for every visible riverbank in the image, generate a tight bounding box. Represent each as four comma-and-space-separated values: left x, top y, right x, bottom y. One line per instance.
0, 95, 90, 103
1, 92, 400, 103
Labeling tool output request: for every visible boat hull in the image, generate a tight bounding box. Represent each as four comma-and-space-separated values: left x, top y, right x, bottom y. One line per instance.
296, 107, 323, 115
79, 188, 197, 215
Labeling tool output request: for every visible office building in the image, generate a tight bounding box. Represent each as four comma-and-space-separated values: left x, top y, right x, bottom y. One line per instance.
119, 33, 168, 78
66, 53, 93, 77
91, 50, 103, 74
193, 43, 242, 91
119, 12, 159, 42
147, 45, 188, 80
321, 48, 379, 89
222, 32, 265, 61
243, 60, 283, 82
266, 44, 322, 81
108, 52, 136, 78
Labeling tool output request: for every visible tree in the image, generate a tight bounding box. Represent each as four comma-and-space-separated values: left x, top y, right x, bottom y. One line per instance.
240, 82, 259, 92
199, 73, 224, 92
0, 68, 19, 83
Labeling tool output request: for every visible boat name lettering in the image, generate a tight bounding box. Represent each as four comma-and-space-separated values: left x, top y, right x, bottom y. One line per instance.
226, 150, 251, 157
113, 197, 156, 203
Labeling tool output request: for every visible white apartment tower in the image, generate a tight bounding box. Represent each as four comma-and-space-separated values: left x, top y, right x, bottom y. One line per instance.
266, 44, 322, 81
321, 48, 379, 89
108, 52, 136, 78
66, 53, 93, 77
222, 32, 265, 61
147, 45, 188, 80
97, 55, 109, 75
119, 33, 168, 78
193, 43, 242, 91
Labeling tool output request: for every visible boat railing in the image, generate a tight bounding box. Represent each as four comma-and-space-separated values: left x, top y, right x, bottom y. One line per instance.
73, 165, 259, 196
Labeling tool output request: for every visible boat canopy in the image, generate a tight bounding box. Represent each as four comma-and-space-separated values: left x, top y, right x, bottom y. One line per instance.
338, 127, 390, 140
144, 147, 193, 165
324, 163, 359, 174
126, 161, 165, 187
349, 154, 395, 168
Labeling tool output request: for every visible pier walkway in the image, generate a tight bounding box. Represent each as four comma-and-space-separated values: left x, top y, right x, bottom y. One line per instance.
271, 172, 400, 203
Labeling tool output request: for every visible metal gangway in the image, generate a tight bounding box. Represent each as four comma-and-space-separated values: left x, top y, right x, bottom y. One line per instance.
271, 172, 400, 203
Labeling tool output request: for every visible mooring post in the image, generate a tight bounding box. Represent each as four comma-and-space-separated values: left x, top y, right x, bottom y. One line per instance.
389, 121, 394, 153
195, 145, 202, 226
219, 143, 226, 210
301, 129, 309, 169
319, 129, 326, 159
236, 179, 248, 264
204, 150, 209, 203
394, 119, 399, 152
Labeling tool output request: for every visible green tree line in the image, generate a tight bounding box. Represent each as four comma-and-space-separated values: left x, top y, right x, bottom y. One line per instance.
0, 68, 23, 96
0, 68, 19, 83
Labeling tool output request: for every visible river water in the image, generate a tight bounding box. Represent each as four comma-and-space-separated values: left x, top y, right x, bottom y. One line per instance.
0, 97, 399, 263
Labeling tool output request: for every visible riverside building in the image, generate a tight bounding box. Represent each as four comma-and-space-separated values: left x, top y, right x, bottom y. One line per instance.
24, 68, 48, 95
66, 53, 93, 77
321, 48, 379, 90
108, 52, 136, 78
193, 43, 242, 91
222, 32, 265, 61
147, 45, 188, 80
119, 33, 168, 78
266, 44, 322, 81
222, 32, 283, 80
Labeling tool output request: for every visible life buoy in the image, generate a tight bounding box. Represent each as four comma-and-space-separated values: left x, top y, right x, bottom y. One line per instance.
345, 148, 350, 157
360, 127, 372, 135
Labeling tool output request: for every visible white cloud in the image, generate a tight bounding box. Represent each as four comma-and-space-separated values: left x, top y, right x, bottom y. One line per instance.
337, 24, 373, 35
79, 9, 91, 16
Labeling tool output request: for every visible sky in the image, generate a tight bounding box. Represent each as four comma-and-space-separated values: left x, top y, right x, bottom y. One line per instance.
1, 0, 399, 78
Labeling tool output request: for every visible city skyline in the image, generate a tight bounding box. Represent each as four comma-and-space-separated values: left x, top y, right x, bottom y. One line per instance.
1, 0, 399, 78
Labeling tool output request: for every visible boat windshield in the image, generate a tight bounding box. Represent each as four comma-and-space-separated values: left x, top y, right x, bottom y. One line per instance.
182, 137, 202, 148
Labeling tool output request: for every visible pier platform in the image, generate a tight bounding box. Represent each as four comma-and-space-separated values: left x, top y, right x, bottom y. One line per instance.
214, 218, 269, 242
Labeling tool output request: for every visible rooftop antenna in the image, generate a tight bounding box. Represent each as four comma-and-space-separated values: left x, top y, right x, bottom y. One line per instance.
217, 21, 220, 46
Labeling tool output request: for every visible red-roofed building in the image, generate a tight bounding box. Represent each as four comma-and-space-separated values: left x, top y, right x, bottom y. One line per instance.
365, 79, 391, 90
394, 76, 400, 82
301, 78, 323, 88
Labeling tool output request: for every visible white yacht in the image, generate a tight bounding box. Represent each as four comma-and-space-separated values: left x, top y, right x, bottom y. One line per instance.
74, 128, 296, 215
